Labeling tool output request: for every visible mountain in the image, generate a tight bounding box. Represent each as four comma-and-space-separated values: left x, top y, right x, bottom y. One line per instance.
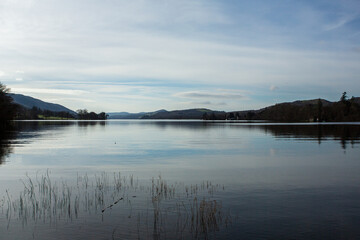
229, 98, 360, 122
108, 109, 225, 120
9, 93, 76, 116
141, 108, 226, 119
107, 110, 167, 119
231, 98, 331, 118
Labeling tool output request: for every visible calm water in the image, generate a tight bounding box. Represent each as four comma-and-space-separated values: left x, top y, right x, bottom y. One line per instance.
1, 120, 360, 239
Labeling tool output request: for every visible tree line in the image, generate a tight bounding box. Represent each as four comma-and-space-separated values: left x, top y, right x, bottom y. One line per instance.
15, 106, 75, 120
76, 109, 107, 120
226, 92, 360, 122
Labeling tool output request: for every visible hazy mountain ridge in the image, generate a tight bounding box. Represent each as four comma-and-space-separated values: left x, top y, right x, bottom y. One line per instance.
107, 109, 225, 120
141, 108, 225, 119
107, 110, 167, 119
9, 93, 76, 116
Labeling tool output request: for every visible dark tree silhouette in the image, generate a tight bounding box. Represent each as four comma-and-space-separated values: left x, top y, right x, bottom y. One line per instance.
232, 93, 360, 122
340, 92, 348, 103
76, 109, 107, 120
0, 82, 17, 125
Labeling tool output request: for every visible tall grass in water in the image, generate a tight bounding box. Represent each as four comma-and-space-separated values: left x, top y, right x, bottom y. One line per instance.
1, 171, 233, 239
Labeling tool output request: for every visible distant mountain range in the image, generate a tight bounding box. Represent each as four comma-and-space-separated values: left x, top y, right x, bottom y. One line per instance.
109, 97, 360, 121
108, 109, 225, 119
142, 109, 225, 119
107, 110, 166, 119
8, 92, 360, 121
9, 93, 77, 116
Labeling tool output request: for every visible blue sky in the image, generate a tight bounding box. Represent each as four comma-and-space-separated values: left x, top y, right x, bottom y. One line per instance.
0, 0, 360, 112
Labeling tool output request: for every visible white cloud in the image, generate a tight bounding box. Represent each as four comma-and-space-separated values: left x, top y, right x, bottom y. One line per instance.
0, 0, 360, 111
174, 90, 244, 99
323, 14, 357, 31
11, 88, 87, 95
1, 0, 359, 89
179, 101, 228, 109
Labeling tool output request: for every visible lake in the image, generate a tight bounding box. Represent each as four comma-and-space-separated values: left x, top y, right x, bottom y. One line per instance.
1, 120, 360, 239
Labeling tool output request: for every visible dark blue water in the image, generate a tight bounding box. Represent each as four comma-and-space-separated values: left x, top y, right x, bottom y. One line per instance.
0, 121, 360, 239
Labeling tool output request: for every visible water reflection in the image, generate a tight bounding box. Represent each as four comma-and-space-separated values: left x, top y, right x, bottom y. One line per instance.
1, 121, 360, 239
0, 121, 360, 164
1, 172, 229, 239
77, 120, 107, 127
0, 126, 17, 165
255, 124, 360, 149
5, 121, 360, 150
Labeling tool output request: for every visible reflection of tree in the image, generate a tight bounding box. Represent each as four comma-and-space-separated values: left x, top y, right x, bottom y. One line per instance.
0, 127, 17, 165
257, 124, 360, 149
119, 121, 360, 150
77, 121, 107, 127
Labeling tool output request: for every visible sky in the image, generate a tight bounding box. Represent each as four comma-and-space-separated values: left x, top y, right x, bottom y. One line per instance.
0, 0, 360, 113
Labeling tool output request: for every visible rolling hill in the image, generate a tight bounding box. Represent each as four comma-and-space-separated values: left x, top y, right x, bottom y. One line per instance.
9, 93, 77, 116
229, 97, 360, 122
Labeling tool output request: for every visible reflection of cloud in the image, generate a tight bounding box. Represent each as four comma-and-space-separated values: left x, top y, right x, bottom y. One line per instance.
270, 148, 277, 156
0, 0, 359, 112
175, 91, 243, 99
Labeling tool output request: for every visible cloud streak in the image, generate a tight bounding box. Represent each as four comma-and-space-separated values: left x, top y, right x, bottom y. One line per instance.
11, 88, 87, 95
175, 91, 244, 99
0, 0, 359, 112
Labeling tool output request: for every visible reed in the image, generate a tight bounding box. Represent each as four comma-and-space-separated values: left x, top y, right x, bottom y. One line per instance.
1, 171, 233, 239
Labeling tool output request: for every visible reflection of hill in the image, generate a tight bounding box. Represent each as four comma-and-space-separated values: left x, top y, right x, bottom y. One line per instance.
253, 124, 360, 149
0, 121, 107, 165
129, 122, 360, 149
1, 121, 359, 165
12, 120, 106, 131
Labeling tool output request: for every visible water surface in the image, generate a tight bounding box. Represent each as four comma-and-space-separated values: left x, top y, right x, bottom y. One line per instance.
1, 120, 360, 239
